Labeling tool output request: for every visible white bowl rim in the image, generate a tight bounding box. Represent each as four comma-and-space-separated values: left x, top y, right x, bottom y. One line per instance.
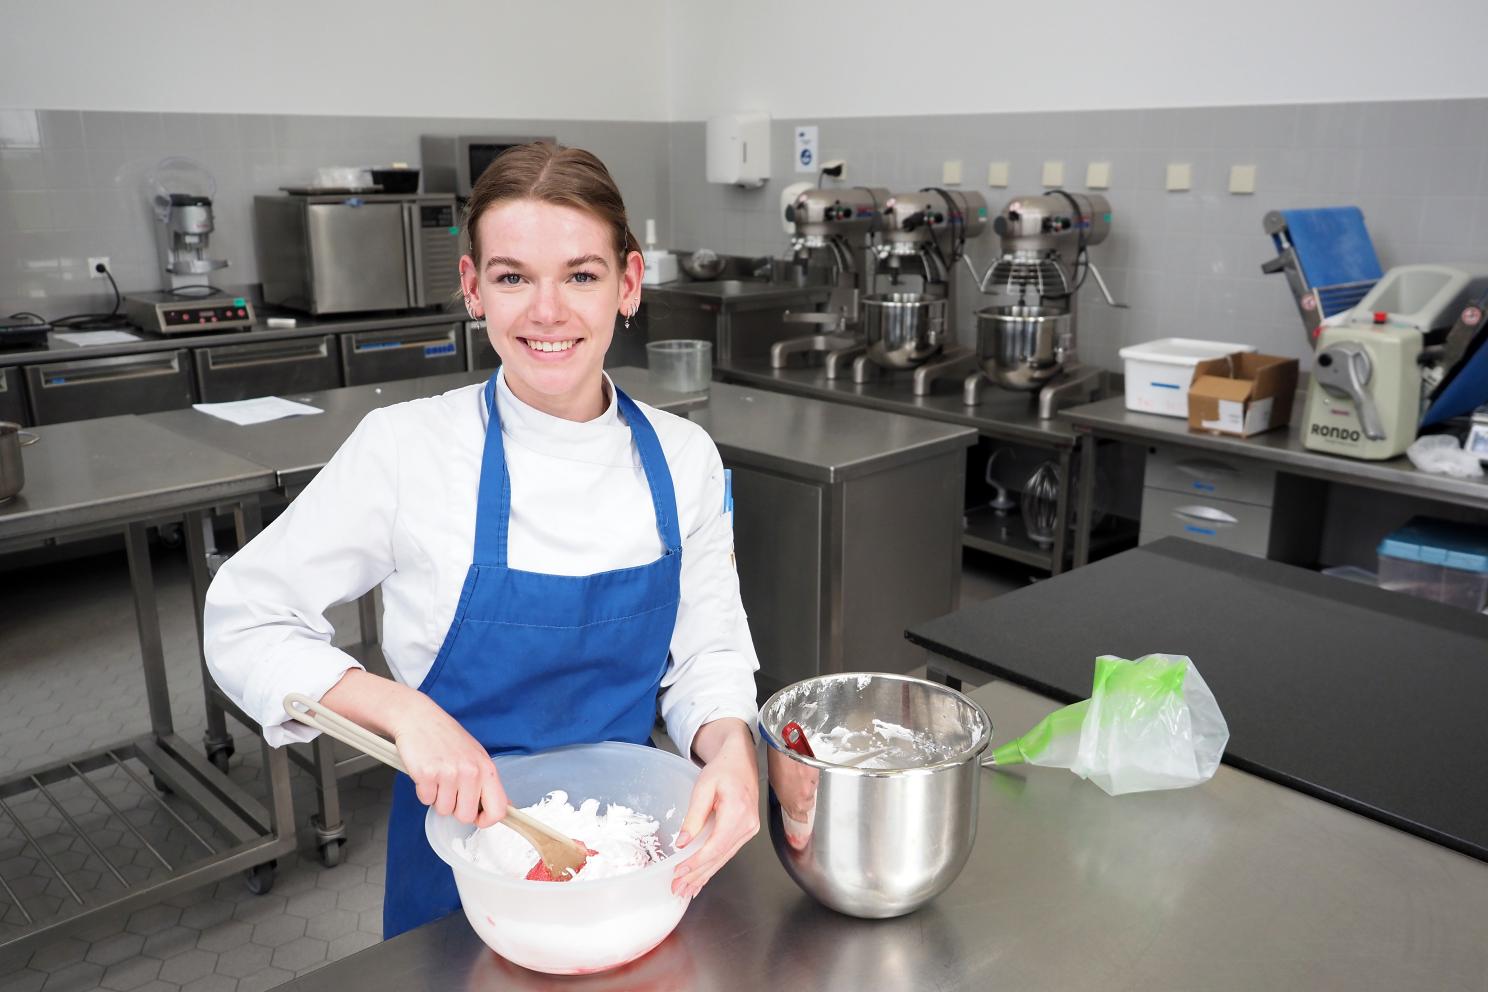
423, 741, 712, 889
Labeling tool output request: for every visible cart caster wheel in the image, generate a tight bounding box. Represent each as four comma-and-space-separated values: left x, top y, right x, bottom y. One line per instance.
158, 523, 184, 549
151, 773, 173, 796
245, 861, 277, 895
319, 839, 345, 868
208, 749, 231, 773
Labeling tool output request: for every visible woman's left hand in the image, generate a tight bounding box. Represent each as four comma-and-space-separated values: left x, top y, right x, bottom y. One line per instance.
672, 718, 759, 899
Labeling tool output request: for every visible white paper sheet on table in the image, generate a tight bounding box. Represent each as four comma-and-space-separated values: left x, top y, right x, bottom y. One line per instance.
54, 330, 141, 345
192, 396, 324, 426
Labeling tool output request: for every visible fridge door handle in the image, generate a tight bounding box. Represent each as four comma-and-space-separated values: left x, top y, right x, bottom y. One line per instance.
404, 202, 428, 307
401, 202, 418, 308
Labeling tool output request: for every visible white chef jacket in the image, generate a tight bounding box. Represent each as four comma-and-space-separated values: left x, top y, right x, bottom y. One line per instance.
204, 369, 760, 758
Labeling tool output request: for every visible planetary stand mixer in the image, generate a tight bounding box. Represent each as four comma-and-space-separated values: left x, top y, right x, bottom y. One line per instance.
769, 185, 888, 377
964, 192, 1123, 417
853, 188, 989, 394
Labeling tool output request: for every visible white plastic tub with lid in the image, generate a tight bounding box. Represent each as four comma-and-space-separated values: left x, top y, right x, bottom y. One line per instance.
1118, 338, 1257, 417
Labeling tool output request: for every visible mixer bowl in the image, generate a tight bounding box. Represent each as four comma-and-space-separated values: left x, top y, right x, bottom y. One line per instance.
760, 673, 992, 918
425, 742, 710, 975
863, 293, 946, 369
976, 304, 1072, 390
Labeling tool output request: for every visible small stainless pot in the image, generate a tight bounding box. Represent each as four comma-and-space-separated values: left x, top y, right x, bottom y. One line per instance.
761, 673, 992, 919
976, 304, 1072, 390
0, 422, 39, 504
863, 293, 947, 369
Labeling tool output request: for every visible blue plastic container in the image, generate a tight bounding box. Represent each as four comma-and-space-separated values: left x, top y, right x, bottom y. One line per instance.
1377, 517, 1488, 612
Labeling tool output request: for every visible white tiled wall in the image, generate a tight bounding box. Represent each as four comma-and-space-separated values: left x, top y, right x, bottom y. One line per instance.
0, 111, 672, 321
5, 100, 1487, 374
666, 100, 1488, 370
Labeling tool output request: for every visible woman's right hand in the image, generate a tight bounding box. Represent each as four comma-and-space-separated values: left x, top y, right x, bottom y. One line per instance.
391, 693, 508, 828
319, 669, 507, 828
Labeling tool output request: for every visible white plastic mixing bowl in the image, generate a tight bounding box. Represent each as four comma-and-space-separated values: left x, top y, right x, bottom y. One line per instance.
425, 742, 709, 975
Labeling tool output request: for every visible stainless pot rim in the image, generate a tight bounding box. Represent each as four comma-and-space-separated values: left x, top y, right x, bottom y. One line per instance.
863, 292, 947, 308
760, 671, 993, 775
975, 304, 1070, 320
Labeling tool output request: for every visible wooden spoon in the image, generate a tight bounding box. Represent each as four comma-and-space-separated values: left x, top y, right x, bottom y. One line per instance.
284, 693, 589, 881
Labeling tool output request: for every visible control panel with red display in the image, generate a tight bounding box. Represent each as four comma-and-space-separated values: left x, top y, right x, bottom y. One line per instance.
122, 292, 257, 335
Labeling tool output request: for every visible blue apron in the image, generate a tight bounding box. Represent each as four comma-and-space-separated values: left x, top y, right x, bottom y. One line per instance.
382, 375, 682, 938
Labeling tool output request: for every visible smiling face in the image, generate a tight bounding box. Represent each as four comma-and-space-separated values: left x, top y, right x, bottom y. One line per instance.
459, 198, 643, 422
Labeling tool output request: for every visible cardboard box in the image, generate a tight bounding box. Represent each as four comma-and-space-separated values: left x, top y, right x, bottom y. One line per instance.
1186, 353, 1299, 436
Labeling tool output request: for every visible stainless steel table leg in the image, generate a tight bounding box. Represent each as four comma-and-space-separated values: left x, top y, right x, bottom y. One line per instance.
1051, 446, 1072, 576
185, 509, 234, 771
309, 735, 348, 867
1073, 433, 1097, 568
125, 521, 174, 740
357, 590, 380, 647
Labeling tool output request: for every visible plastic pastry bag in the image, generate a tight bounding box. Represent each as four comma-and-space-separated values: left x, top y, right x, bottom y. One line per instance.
1407, 435, 1484, 479
991, 654, 1230, 796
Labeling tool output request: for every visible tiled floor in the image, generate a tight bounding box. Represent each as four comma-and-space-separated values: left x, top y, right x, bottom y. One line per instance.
0, 540, 1025, 992
0, 547, 393, 992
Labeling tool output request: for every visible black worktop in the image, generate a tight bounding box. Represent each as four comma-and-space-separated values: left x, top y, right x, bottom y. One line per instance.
906, 538, 1488, 862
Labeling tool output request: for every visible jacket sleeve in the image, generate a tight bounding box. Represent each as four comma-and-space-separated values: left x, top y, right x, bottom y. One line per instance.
658, 433, 761, 760
204, 407, 399, 747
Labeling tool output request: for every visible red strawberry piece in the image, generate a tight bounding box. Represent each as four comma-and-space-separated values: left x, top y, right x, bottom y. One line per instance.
525, 844, 599, 882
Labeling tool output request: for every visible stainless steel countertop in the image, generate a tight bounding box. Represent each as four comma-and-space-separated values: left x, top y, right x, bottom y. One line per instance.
1064, 394, 1488, 509
643, 280, 832, 309
0, 416, 275, 545
693, 381, 977, 483
277, 677, 1488, 992
142, 367, 707, 494
0, 309, 465, 369
720, 358, 1080, 447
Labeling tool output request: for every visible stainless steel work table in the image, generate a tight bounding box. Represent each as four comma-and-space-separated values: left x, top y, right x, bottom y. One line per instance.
1063, 394, 1488, 566
692, 382, 976, 690
139, 367, 708, 866
277, 674, 1488, 992
0, 416, 295, 951
717, 357, 1130, 573
146, 367, 708, 495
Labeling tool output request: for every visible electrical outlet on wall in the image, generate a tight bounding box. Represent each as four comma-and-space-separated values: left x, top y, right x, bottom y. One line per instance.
987, 161, 1010, 187
88, 256, 111, 277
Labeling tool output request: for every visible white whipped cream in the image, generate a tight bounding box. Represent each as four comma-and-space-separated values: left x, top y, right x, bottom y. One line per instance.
456, 790, 663, 881
808, 719, 953, 768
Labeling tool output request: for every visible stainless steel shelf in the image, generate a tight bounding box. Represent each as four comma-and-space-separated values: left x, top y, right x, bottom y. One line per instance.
962, 507, 1139, 571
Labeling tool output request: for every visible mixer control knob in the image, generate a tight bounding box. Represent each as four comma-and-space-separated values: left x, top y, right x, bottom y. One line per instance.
993, 216, 1009, 236
784, 204, 796, 223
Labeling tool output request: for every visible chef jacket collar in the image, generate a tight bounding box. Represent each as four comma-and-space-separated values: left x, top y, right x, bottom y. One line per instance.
484, 367, 636, 468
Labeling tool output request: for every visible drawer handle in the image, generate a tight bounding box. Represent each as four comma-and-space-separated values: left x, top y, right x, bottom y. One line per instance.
1173, 505, 1238, 526
353, 333, 454, 353
207, 341, 330, 369
41, 357, 180, 387
1174, 458, 1239, 481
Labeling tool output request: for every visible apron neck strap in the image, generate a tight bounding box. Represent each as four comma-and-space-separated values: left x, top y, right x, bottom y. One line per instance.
473, 374, 682, 566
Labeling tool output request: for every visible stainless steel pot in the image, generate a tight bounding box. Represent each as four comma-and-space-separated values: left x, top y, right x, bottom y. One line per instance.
0, 421, 39, 504
761, 673, 992, 919
863, 293, 947, 369
975, 304, 1072, 390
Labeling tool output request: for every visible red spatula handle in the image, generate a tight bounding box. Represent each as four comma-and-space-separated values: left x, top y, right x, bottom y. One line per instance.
781, 721, 815, 757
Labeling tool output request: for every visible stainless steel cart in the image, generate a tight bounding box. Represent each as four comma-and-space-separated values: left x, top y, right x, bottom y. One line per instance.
0, 416, 295, 952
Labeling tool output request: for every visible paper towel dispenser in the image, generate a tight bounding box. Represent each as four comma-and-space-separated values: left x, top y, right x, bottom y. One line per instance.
707, 113, 770, 188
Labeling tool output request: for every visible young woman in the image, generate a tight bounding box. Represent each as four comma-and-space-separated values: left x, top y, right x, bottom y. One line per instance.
205, 143, 760, 938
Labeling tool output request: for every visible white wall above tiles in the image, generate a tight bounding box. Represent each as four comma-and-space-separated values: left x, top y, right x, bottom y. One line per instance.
0, 0, 671, 121
666, 0, 1488, 119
